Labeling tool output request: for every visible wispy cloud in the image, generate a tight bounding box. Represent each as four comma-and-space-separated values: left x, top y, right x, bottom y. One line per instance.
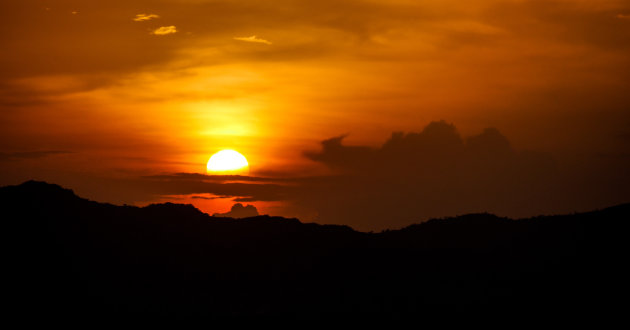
191, 195, 230, 200
134, 14, 160, 22
617, 14, 630, 19
0, 150, 72, 161
234, 35, 272, 45
152, 26, 177, 36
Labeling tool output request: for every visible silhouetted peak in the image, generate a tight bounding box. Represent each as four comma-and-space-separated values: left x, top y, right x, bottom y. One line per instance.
143, 202, 207, 217
239, 214, 302, 225
3, 180, 629, 317
19, 180, 75, 194
600, 203, 630, 214
1, 180, 79, 202
438, 212, 509, 225
401, 213, 509, 232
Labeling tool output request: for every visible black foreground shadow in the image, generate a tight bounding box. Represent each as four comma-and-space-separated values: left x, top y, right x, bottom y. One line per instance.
3, 181, 629, 319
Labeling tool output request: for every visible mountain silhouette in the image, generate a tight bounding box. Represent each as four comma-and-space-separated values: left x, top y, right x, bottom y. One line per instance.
3, 180, 629, 319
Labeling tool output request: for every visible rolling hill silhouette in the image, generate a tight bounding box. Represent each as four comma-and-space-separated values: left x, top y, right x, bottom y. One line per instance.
3, 181, 629, 319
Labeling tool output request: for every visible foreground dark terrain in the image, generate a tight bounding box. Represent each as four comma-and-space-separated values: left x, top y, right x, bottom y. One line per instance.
3, 181, 629, 318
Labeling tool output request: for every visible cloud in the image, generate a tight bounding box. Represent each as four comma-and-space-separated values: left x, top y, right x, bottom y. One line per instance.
152, 26, 177, 35
191, 195, 230, 200
213, 203, 259, 218
290, 121, 566, 229
0, 150, 72, 162
0, 2, 183, 86
234, 35, 272, 45
137, 173, 289, 202
134, 14, 160, 22
7, 120, 627, 231
483, 1, 630, 50
618, 14, 630, 19
124, 122, 564, 230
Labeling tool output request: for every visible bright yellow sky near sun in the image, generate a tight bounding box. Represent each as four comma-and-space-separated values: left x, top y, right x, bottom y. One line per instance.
0, 0, 629, 192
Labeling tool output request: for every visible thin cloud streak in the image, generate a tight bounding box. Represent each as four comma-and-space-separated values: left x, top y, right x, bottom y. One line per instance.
134, 14, 160, 22
0, 150, 72, 162
234, 35, 272, 45
152, 26, 177, 35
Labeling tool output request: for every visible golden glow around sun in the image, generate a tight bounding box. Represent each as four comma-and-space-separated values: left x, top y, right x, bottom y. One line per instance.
207, 150, 249, 174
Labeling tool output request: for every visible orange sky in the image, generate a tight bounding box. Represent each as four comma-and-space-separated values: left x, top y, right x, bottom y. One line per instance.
1, 0, 629, 230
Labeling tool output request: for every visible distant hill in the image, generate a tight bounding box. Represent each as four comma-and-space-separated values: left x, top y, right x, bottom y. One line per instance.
2, 181, 629, 319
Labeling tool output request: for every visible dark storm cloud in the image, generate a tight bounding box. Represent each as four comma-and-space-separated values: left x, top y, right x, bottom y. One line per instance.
292, 121, 561, 229
297, 122, 629, 230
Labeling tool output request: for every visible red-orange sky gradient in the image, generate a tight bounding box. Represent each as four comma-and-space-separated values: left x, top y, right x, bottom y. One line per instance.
1, 0, 629, 230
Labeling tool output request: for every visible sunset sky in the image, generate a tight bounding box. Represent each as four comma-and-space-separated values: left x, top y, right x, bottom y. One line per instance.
1, 0, 629, 230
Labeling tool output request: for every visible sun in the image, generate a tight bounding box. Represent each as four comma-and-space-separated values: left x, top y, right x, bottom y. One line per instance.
206, 150, 249, 174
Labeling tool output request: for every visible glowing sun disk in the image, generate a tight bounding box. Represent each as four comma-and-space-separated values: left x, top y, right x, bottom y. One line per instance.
207, 150, 249, 173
